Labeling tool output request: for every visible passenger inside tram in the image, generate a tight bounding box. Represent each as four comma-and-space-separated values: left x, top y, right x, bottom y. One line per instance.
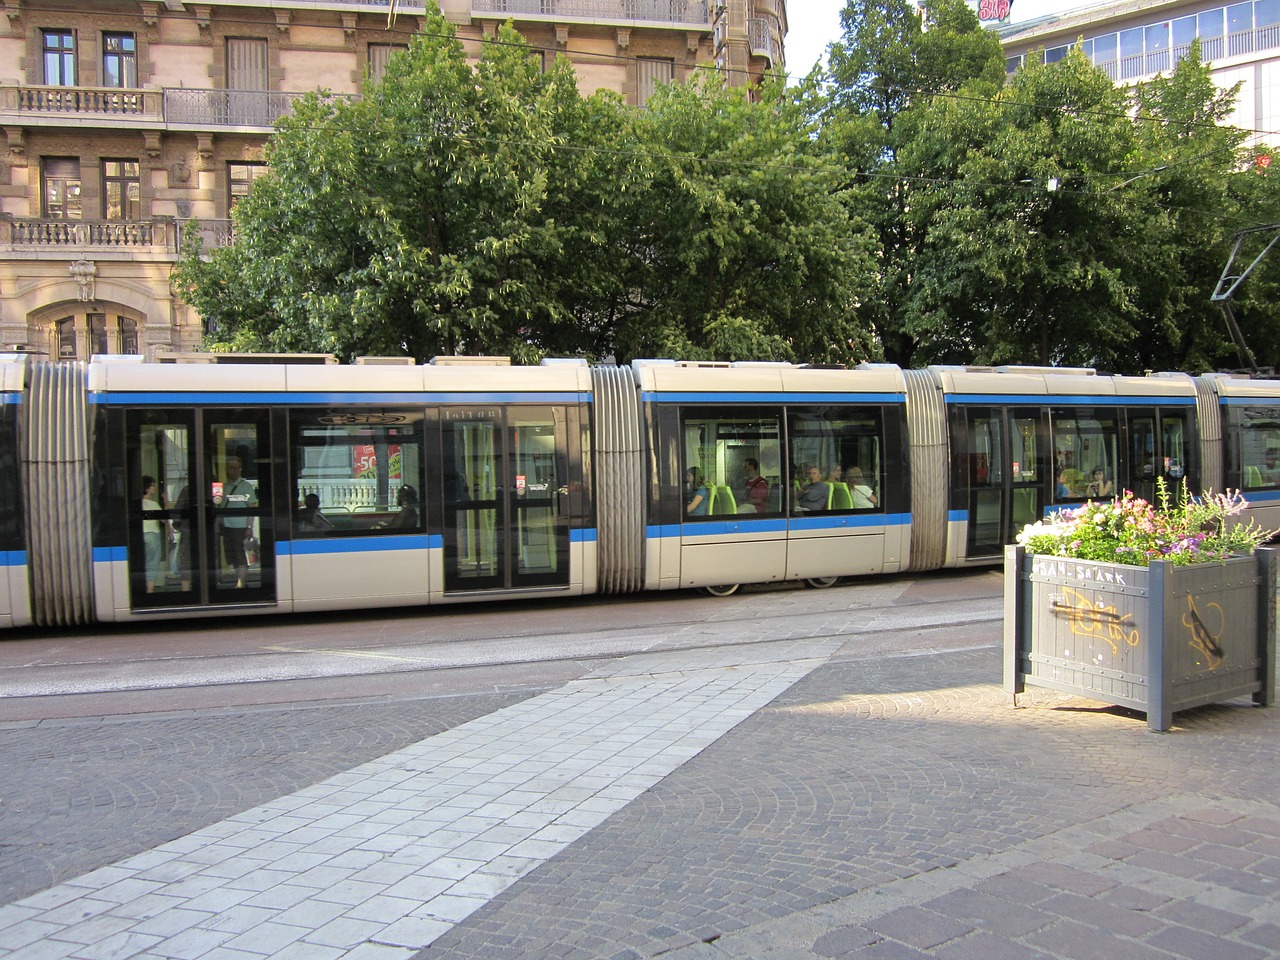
295, 493, 334, 534
846, 467, 878, 509
1085, 468, 1113, 498
741, 458, 768, 514
685, 468, 708, 516
795, 465, 830, 513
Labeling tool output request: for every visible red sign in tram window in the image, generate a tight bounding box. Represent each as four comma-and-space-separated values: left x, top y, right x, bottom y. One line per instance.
353, 445, 402, 479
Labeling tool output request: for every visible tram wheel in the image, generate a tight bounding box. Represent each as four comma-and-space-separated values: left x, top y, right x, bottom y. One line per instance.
803, 576, 840, 589
702, 583, 740, 598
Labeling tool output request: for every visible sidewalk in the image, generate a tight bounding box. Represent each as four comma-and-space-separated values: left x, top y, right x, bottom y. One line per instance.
2, 576, 1279, 959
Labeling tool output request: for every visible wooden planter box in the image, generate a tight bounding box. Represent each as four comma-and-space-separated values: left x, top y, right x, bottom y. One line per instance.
1004, 546, 1277, 731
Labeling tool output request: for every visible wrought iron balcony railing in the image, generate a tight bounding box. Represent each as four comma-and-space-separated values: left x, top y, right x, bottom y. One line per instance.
471, 0, 709, 25
164, 88, 310, 127
747, 17, 781, 65
176, 219, 235, 253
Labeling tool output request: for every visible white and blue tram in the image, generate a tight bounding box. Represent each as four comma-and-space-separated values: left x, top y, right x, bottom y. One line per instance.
1, 354, 1279, 628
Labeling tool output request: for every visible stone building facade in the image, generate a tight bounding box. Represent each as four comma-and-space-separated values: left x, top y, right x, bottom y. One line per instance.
0, 0, 787, 360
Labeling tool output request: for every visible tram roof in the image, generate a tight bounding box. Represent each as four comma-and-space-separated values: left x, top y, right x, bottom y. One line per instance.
83, 355, 594, 396
931, 366, 1197, 398
630, 360, 909, 395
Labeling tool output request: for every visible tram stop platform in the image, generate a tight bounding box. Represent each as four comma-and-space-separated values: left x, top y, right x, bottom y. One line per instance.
2, 569, 1280, 960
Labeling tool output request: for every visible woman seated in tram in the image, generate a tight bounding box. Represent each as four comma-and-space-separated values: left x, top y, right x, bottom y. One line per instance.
685, 468, 709, 516
1085, 468, 1114, 499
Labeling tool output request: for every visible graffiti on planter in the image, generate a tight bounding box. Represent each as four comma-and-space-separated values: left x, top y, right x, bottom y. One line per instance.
1050, 587, 1141, 654
1182, 593, 1225, 670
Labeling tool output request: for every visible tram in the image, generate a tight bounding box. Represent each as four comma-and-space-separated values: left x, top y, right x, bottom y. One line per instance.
1, 353, 1279, 629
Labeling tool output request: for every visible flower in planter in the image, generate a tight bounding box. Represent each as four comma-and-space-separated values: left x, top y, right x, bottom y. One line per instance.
1016, 479, 1275, 566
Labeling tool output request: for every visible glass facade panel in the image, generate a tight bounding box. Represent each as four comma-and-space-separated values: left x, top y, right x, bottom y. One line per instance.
1120, 26, 1144, 57
1229, 1, 1254, 31
1091, 32, 1118, 63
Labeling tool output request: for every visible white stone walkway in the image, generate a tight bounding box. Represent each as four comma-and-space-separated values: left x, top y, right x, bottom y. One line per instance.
0, 639, 843, 960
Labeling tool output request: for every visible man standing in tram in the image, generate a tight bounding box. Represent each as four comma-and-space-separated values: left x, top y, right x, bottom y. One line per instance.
216, 455, 257, 588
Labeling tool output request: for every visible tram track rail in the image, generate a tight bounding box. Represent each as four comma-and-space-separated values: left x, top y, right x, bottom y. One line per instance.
0, 574, 1004, 714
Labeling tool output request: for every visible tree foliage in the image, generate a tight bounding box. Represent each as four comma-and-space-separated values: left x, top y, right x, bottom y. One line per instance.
175, 9, 877, 365
823, 1, 1280, 374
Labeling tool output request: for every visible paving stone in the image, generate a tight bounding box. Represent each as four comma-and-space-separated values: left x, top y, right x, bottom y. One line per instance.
1027, 917, 1179, 960
865, 906, 973, 950
1146, 925, 1267, 960
812, 924, 878, 957
5, 576, 1280, 960
923, 887, 1057, 938
1153, 898, 1252, 935
933, 930, 1055, 960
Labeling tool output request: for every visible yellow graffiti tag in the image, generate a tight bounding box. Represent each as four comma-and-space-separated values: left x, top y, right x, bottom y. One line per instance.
1182, 593, 1225, 671
1050, 586, 1141, 655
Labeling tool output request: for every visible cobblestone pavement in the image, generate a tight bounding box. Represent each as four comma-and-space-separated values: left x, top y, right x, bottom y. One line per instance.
3, 574, 1279, 959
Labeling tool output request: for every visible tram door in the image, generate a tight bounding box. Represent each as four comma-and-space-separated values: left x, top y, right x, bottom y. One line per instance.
960, 407, 1045, 559
127, 409, 274, 608
442, 407, 569, 592
1128, 410, 1193, 503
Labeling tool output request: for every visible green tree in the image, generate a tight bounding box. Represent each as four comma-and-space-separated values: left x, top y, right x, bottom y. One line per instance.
1126, 46, 1280, 373
897, 50, 1149, 367
176, 12, 614, 362
176, 11, 878, 365
823, 0, 1006, 365
608, 75, 879, 364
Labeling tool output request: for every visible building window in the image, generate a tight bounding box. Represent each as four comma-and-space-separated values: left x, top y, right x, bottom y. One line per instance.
368, 44, 408, 83
42, 158, 82, 220
228, 162, 268, 210
103, 160, 140, 221
56, 317, 76, 359
102, 32, 137, 88
120, 318, 139, 355
53, 313, 140, 360
89, 314, 108, 356
636, 57, 674, 107
43, 29, 76, 86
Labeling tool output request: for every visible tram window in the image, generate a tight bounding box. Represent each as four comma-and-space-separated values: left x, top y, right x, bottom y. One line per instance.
1237, 405, 1280, 489
1162, 414, 1189, 483
290, 411, 424, 534
133, 421, 191, 595
680, 410, 782, 518
1050, 408, 1119, 500
788, 407, 884, 513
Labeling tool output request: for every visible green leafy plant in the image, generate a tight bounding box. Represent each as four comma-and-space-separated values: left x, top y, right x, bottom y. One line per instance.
1016, 479, 1276, 566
